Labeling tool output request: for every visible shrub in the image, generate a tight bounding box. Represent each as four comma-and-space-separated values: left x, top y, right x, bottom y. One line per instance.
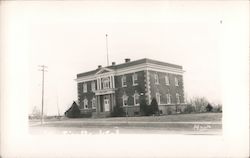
140, 97, 148, 116
206, 103, 213, 112
188, 97, 209, 113
146, 105, 153, 116
183, 104, 195, 114
65, 101, 80, 118
167, 107, 172, 115
150, 98, 159, 115
212, 104, 222, 113
111, 106, 125, 117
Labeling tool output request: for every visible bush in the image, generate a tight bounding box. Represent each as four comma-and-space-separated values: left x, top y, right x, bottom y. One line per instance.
150, 98, 159, 115
206, 103, 213, 112
167, 108, 172, 115
188, 97, 209, 113
212, 104, 222, 113
140, 98, 148, 116
111, 106, 125, 117
65, 101, 80, 118
183, 104, 195, 114
146, 105, 153, 116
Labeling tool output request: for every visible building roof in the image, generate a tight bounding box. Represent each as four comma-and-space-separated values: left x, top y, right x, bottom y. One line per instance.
77, 58, 182, 78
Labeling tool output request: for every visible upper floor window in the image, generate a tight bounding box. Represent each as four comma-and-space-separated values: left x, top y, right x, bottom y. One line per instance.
165, 75, 170, 85
122, 76, 127, 87
91, 97, 96, 109
83, 83, 87, 93
91, 81, 96, 91
132, 73, 138, 86
83, 98, 88, 109
155, 74, 159, 84
102, 77, 110, 89
166, 93, 171, 104
175, 77, 179, 86
176, 93, 180, 104
122, 94, 128, 106
134, 91, 140, 106
156, 92, 161, 105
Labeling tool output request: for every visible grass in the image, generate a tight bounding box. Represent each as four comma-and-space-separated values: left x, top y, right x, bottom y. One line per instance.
29, 113, 222, 135
101, 112, 222, 122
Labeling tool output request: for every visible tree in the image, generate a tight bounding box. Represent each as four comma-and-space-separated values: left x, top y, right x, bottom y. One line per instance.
150, 98, 159, 115
29, 106, 41, 119
65, 101, 80, 118
206, 103, 213, 112
183, 104, 195, 114
140, 97, 148, 116
189, 97, 209, 113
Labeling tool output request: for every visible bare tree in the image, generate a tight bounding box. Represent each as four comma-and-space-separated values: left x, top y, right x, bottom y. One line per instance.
188, 97, 209, 113
30, 106, 41, 119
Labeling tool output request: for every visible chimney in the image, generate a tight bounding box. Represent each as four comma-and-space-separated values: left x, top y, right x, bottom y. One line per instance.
125, 58, 131, 63
98, 65, 102, 69
112, 62, 116, 66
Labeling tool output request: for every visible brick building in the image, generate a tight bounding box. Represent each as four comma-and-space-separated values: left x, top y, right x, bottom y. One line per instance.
76, 58, 186, 117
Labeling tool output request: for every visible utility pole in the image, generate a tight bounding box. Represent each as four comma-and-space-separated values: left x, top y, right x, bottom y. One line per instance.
105, 34, 109, 66
38, 65, 47, 124
56, 94, 60, 119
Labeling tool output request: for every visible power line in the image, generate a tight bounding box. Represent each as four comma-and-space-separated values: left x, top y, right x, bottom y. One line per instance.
38, 65, 47, 124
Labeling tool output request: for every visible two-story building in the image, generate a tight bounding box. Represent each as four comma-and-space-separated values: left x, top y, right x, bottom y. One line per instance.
76, 58, 186, 117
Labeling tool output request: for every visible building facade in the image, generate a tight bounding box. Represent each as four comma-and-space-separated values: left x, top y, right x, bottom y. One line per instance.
76, 58, 186, 117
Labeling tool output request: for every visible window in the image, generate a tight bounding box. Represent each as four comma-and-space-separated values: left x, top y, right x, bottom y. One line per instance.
122, 76, 127, 87
91, 81, 96, 91
102, 77, 110, 89
155, 74, 159, 84
83, 98, 88, 109
122, 94, 128, 106
175, 77, 179, 86
83, 83, 87, 93
165, 76, 170, 85
156, 92, 161, 104
134, 92, 140, 106
132, 73, 138, 86
176, 93, 180, 104
166, 93, 171, 104
92, 98, 96, 109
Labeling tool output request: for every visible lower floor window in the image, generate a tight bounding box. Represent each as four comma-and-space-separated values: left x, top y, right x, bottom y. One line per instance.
92, 98, 96, 109
156, 93, 161, 104
176, 93, 180, 104
123, 95, 128, 106
83, 99, 88, 109
166, 94, 171, 104
134, 93, 140, 106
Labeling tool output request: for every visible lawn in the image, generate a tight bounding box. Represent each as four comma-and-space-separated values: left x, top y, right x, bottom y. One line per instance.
29, 113, 222, 135
100, 112, 222, 122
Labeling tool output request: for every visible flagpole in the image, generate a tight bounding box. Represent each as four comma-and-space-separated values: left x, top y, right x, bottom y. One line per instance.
106, 34, 109, 66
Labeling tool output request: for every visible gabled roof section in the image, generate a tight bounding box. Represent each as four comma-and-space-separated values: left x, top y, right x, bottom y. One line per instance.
95, 67, 115, 75
77, 58, 182, 78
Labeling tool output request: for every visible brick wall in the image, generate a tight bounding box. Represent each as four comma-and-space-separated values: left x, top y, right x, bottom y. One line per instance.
115, 71, 146, 107
77, 80, 97, 109
148, 70, 184, 105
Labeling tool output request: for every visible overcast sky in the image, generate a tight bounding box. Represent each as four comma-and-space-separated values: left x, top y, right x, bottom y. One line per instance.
2, 1, 227, 115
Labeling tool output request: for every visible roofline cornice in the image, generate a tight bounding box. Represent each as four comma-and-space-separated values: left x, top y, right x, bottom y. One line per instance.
75, 63, 184, 83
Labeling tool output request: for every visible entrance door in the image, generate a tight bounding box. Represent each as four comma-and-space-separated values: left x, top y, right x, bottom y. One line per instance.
104, 97, 110, 112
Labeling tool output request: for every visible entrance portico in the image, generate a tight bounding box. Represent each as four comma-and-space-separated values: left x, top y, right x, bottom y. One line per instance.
95, 93, 116, 117
93, 69, 116, 117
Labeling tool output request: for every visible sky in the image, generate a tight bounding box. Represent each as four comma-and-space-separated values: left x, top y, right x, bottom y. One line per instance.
1, 2, 249, 156
2, 1, 225, 115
